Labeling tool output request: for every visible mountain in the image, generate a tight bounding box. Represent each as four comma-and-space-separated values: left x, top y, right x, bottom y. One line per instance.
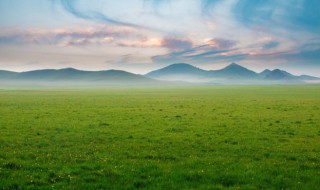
259, 69, 319, 81
259, 69, 272, 78
0, 70, 18, 79
298, 75, 320, 80
145, 63, 261, 82
208, 63, 259, 79
144, 63, 320, 84
145, 63, 208, 82
1, 64, 319, 86
14, 68, 150, 82
0, 68, 158, 86
264, 69, 296, 80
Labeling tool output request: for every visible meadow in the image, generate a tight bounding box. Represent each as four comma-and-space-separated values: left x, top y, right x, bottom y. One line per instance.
0, 85, 319, 189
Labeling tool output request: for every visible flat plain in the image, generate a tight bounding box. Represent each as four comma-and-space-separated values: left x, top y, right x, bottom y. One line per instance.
0, 85, 319, 189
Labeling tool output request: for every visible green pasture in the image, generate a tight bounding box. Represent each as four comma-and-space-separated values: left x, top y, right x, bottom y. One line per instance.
0, 85, 319, 189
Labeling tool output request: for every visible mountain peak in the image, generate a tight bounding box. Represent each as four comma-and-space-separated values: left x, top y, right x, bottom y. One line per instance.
59, 67, 79, 71
262, 69, 271, 72
166, 63, 197, 69
145, 63, 207, 80
271, 69, 292, 75
230, 63, 240, 66
213, 63, 258, 78
224, 63, 246, 70
260, 69, 272, 77
221, 63, 253, 72
147, 63, 204, 74
264, 69, 295, 80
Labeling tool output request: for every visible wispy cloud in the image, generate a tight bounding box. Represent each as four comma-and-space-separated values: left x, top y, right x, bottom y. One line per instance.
233, 0, 320, 33
262, 41, 280, 50
57, 0, 140, 28
201, 0, 222, 15
0, 25, 145, 47
152, 37, 242, 64
117, 37, 163, 48
161, 37, 193, 51
115, 36, 193, 52
203, 38, 237, 50
54, 0, 167, 33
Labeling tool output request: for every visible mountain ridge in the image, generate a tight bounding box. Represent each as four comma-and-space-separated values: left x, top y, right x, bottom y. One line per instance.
207, 63, 259, 79
0, 68, 159, 87
145, 63, 319, 83
145, 63, 207, 82
1, 63, 319, 85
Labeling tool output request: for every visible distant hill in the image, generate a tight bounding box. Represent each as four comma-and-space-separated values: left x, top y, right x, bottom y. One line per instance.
145, 63, 260, 82
259, 69, 272, 78
0, 68, 158, 87
207, 63, 259, 79
264, 69, 295, 80
145, 63, 208, 82
145, 63, 319, 84
1, 64, 319, 86
14, 68, 151, 82
298, 75, 320, 80
0, 70, 17, 79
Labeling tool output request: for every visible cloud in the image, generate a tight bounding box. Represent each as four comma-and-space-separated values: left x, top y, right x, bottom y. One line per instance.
0, 25, 194, 53
0, 26, 143, 47
152, 37, 242, 64
0, 33, 26, 45
116, 36, 193, 51
114, 54, 134, 64
204, 38, 237, 50
54, 0, 165, 33
144, 0, 170, 5
283, 45, 320, 63
63, 38, 91, 46
233, 0, 320, 33
161, 37, 193, 51
117, 37, 163, 48
152, 48, 248, 64
143, 0, 170, 11
201, 0, 222, 15
262, 41, 280, 50
57, 0, 139, 28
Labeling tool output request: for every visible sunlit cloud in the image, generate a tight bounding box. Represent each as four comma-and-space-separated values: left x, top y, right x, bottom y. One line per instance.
0, 25, 146, 47
203, 38, 237, 50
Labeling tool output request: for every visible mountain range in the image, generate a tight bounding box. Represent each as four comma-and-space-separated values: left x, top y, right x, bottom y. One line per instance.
0, 68, 151, 82
0, 68, 158, 87
145, 63, 319, 84
0, 63, 319, 86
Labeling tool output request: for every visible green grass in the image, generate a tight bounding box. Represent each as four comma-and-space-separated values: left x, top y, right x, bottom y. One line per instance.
0, 85, 320, 189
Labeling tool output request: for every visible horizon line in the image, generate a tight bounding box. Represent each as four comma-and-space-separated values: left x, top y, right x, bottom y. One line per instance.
1, 62, 319, 78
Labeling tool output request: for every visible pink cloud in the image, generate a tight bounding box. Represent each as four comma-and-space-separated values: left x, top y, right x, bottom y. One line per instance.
161, 37, 193, 51
117, 37, 193, 51
0, 25, 144, 47
203, 38, 237, 49
117, 37, 163, 48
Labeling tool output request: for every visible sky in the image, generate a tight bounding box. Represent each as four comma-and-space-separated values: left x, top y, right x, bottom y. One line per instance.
0, 0, 319, 76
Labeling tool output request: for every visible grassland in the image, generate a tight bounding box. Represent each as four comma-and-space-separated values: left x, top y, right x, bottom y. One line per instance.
0, 85, 319, 189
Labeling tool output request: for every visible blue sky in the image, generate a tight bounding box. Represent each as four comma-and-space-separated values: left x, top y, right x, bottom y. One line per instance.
0, 0, 319, 76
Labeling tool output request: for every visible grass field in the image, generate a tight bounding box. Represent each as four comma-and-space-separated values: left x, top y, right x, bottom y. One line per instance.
0, 85, 320, 189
